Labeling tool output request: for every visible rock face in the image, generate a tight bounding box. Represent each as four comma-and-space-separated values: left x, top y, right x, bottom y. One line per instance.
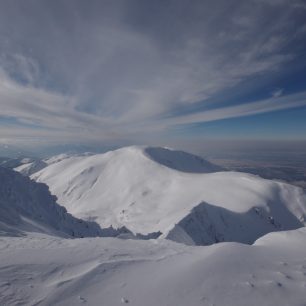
31, 146, 306, 245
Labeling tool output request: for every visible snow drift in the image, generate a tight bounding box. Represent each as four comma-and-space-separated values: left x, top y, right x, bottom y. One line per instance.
1, 227, 306, 306
31, 146, 306, 245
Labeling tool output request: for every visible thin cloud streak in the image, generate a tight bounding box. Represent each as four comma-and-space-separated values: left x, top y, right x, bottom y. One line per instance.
164, 92, 306, 127
1, 63, 306, 144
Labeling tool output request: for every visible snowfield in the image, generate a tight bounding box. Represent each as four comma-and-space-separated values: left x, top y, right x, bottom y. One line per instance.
31, 146, 306, 245
1, 229, 306, 306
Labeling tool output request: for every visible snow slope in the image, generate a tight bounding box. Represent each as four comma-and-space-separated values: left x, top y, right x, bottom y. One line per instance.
44, 153, 76, 165
14, 152, 95, 176
1, 228, 306, 306
14, 159, 47, 176
0, 167, 117, 238
32, 146, 306, 245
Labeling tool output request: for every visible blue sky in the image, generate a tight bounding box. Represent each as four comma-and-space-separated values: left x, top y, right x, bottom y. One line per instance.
0, 0, 305, 152
179, 106, 306, 139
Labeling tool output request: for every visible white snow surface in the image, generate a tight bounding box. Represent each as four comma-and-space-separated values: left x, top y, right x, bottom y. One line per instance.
32, 146, 306, 245
13, 153, 79, 176
1, 228, 306, 306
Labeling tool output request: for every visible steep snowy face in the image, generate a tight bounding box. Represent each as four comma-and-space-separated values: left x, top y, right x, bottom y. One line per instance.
164, 200, 305, 245
32, 146, 306, 245
0, 167, 105, 238
144, 147, 223, 173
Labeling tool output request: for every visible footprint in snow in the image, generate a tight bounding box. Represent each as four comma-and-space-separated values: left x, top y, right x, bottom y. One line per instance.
121, 297, 129, 303
78, 296, 87, 303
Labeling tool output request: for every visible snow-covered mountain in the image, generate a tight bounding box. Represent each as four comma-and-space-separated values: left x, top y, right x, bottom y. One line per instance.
2, 146, 306, 306
1, 156, 38, 170
31, 146, 306, 245
0, 167, 127, 238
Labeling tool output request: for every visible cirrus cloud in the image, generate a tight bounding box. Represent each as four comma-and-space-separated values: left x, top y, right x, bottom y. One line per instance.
0, 0, 305, 148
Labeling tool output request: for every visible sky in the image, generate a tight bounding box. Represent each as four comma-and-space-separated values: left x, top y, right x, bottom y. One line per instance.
0, 0, 306, 154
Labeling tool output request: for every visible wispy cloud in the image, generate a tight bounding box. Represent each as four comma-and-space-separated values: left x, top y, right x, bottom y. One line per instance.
163, 91, 306, 127
0, 0, 305, 147
271, 88, 284, 98
1, 65, 305, 145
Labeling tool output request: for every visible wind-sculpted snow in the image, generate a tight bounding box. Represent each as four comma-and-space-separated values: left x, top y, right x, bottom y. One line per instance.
31, 146, 306, 245
1, 228, 306, 306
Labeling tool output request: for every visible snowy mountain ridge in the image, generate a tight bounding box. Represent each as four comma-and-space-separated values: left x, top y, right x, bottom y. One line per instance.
30, 146, 306, 245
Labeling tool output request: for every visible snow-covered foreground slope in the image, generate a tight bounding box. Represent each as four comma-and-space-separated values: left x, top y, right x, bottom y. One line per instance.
0, 167, 128, 238
32, 146, 306, 245
1, 228, 306, 306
